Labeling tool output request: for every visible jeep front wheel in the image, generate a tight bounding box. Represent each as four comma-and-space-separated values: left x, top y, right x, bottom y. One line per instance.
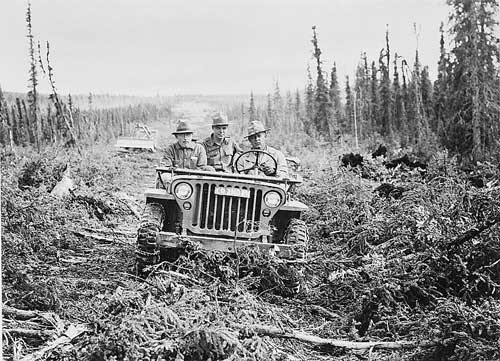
283, 218, 309, 259
135, 202, 165, 277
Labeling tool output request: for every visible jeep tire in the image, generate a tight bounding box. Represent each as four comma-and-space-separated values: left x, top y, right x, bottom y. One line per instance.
135, 202, 165, 277
280, 218, 309, 296
283, 218, 309, 259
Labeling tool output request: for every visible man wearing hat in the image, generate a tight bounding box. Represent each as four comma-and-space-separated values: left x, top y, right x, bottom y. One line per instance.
163, 119, 213, 170
200, 112, 242, 172
242, 120, 288, 178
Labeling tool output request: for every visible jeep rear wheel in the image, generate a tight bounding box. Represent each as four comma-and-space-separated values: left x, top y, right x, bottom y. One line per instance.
135, 202, 165, 277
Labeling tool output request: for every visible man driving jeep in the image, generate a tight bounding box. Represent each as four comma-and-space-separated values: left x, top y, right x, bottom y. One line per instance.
236, 120, 288, 178
200, 112, 242, 172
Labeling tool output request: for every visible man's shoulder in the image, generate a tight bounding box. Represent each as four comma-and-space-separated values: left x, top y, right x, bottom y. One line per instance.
200, 135, 212, 146
164, 143, 177, 151
193, 143, 206, 152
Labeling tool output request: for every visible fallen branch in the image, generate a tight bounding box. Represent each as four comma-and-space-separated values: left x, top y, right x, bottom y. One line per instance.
81, 226, 135, 237
308, 305, 341, 320
235, 324, 434, 350
70, 229, 128, 244
448, 218, 500, 255
59, 256, 88, 264
2, 306, 41, 320
2, 306, 61, 329
20, 324, 89, 361
2, 328, 53, 338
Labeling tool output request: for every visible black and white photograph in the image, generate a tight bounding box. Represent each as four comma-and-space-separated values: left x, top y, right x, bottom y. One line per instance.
1, 0, 500, 360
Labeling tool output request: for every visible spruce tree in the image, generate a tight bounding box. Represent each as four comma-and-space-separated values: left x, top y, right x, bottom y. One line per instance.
249, 92, 256, 122
420, 66, 434, 121
285, 91, 294, 131
273, 80, 283, 130
392, 53, 403, 132
311, 26, 332, 137
265, 93, 273, 127
378, 28, 393, 137
304, 65, 315, 135
361, 53, 372, 137
433, 22, 449, 135
354, 57, 368, 139
445, 0, 500, 162
345, 76, 354, 135
370, 61, 379, 134
294, 90, 303, 131
409, 49, 433, 155
329, 63, 342, 137
26, 2, 39, 149
400, 60, 411, 146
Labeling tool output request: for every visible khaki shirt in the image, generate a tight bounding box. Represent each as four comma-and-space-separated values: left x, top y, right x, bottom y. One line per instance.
243, 145, 289, 178
162, 141, 207, 169
201, 135, 242, 172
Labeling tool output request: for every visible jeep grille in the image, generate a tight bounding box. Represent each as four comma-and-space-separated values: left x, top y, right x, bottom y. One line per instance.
192, 183, 262, 234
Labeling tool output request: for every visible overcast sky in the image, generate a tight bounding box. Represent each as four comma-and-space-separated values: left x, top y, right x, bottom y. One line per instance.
2, 0, 459, 96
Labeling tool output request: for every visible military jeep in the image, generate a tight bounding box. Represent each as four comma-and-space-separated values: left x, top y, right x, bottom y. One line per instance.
135, 150, 309, 276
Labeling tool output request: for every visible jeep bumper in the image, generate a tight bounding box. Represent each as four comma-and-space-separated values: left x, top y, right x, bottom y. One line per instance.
157, 231, 299, 258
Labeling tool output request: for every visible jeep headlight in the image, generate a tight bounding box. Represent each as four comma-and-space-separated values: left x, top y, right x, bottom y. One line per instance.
264, 191, 281, 208
174, 182, 192, 199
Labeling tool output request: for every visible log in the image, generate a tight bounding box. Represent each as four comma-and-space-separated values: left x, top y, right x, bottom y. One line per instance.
2, 328, 53, 338
447, 218, 500, 254
70, 229, 128, 244
81, 226, 135, 237
308, 305, 341, 320
235, 324, 434, 350
2, 305, 40, 320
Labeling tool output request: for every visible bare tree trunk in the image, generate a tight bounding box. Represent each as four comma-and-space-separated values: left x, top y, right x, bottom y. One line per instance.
470, 2, 482, 163
11, 107, 18, 146
21, 99, 31, 145
471, 52, 482, 163
233, 324, 435, 351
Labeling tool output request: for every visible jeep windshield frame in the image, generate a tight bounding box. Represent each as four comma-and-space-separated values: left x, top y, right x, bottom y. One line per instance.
155, 167, 302, 185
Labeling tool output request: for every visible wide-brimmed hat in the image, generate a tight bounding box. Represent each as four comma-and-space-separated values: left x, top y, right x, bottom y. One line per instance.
245, 120, 270, 138
172, 119, 194, 135
211, 113, 229, 127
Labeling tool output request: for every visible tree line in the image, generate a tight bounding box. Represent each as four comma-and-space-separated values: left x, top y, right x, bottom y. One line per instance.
0, 3, 172, 150
244, 0, 500, 164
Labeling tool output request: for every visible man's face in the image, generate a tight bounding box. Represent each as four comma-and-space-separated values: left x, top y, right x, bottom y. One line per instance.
248, 131, 267, 149
175, 133, 193, 147
213, 125, 228, 141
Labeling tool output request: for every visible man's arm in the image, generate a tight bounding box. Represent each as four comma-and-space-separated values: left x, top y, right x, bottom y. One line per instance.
233, 140, 244, 154
275, 151, 289, 178
195, 144, 208, 168
228, 140, 243, 171
162, 144, 175, 167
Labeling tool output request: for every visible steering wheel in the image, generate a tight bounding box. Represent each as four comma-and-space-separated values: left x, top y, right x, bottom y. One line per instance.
234, 150, 278, 175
